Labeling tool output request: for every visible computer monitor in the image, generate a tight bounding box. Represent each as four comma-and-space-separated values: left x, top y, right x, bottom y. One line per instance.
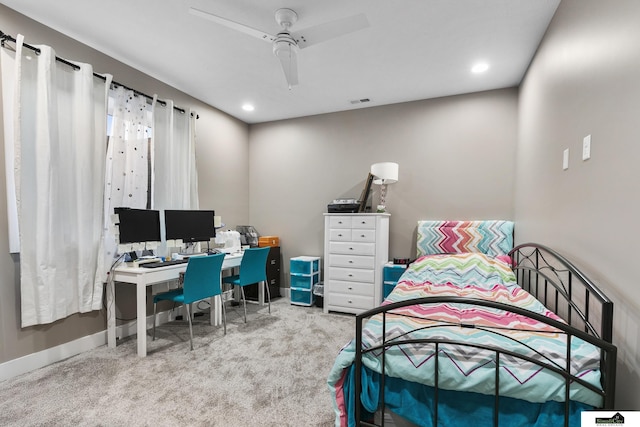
114, 207, 161, 244
164, 210, 216, 243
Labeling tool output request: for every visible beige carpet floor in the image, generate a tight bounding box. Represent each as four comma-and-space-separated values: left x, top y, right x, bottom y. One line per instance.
0, 298, 355, 426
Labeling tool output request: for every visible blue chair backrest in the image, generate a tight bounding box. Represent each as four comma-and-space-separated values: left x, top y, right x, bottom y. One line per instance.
239, 247, 270, 285
182, 253, 226, 303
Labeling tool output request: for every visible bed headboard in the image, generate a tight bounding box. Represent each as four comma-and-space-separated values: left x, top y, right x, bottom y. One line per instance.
416, 220, 514, 257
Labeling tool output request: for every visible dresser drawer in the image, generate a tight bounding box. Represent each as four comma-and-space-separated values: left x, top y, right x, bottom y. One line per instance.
329, 254, 375, 269
351, 229, 376, 242
329, 229, 352, 241
329, 280, 375, 297
329, 241, 375, 256
351, 216, 376, 229
329, 216, 352, 229
326, 293, 374, 311
329, 267, 374, 283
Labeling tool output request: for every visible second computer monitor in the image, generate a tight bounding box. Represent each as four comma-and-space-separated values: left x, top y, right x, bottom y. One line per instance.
164, 210, 216, 243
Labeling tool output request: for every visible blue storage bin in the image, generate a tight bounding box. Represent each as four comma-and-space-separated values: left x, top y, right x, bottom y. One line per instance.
290, 256, 321, 307
383, 264, 406, 283
382, 263, 407, 299
290, 257, 320, 275
291, 288, 313, 306
384, 283, 398, 299
291, 273, 319, 290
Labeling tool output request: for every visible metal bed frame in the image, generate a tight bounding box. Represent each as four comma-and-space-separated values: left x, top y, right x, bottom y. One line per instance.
353, 243, 617, 427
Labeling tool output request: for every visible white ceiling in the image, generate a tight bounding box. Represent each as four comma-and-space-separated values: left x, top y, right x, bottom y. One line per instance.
1, 0, 560, 124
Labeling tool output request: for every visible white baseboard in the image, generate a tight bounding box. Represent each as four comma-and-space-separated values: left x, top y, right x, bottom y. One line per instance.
0, 330, 106, 383
0, 302, 207, 383
0, 309, 179, 383
0, 289, 286, 383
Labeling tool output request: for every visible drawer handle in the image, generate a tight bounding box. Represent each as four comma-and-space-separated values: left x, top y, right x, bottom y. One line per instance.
338, 233, 343, 237
349, 247, 354, 250
348, 286, 353, 290
348, 274, 353, 277
338, 221, 343, 224
348, 260, 353, 264
360, 234, 365, 238
348, 300, 353, 304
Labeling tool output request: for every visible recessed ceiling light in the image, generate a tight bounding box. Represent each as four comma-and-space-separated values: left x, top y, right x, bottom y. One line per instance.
242, 103, 255, 112
471, 62, 490, 74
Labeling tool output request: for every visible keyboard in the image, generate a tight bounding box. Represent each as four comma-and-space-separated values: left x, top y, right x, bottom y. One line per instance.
140, 258, 189, 268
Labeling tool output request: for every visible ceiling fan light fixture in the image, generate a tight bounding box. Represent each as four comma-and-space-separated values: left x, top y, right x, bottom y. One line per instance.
273, 38, 299, 87
273, 36, 297, 56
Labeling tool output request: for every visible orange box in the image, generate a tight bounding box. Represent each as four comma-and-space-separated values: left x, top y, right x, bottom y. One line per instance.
258, 236, 280, 247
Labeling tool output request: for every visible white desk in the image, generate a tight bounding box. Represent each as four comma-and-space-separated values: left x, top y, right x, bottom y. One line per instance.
108, 252, 253, 357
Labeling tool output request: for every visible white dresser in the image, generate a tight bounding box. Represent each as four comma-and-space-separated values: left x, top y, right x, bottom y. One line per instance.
323, 213, 390, 314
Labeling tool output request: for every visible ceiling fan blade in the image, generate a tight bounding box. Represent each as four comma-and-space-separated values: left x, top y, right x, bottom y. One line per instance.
274, 43, 299, 87
294, 13, 369, 49
189, 7, 275, 43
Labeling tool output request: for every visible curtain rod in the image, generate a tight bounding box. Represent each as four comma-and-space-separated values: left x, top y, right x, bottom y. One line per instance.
0, 30, 198, 119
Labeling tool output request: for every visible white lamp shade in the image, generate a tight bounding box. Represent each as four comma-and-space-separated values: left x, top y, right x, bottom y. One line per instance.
371, 162, 399, 185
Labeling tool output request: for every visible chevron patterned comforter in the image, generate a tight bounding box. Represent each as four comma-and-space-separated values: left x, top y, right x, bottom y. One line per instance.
328, 252, 603, 425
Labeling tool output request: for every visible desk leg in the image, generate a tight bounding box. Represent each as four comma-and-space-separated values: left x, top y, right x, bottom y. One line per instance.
137, 282, 147, 357
107, 279, 116, 348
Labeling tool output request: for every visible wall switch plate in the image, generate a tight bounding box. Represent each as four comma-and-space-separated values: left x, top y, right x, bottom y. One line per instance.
563, 148, 569, 170
582, 135, 591, 160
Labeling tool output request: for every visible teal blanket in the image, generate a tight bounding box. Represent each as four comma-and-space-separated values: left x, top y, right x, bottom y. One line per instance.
341, 364, 590, 427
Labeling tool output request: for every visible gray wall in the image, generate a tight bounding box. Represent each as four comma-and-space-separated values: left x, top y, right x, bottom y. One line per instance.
516, 0, 640, 409
0, 5, 250, 364
3, 0, 639, 410
249, 89, 518, 278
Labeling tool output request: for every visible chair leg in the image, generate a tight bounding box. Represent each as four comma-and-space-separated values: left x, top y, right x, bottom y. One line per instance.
186, 304, 194, 351
153, 302, 157, 341
240, 286, 247, 323
221, 296, 227, 335
264, 280, 271, 314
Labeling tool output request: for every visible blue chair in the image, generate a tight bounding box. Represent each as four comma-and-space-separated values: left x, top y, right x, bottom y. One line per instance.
222, 247, 270, 323
152, 253, 226, 350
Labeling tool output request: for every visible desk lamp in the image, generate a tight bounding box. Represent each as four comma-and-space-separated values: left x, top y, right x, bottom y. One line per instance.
370, 162, 399, 213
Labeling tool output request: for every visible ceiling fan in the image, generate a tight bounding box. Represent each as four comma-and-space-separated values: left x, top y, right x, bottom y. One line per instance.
189, 6, 370, 88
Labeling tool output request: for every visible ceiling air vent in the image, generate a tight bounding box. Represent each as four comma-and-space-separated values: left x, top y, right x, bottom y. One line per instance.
349, 98, 371, 105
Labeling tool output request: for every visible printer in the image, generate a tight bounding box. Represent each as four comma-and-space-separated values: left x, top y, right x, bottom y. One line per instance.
327, 198, 361, 213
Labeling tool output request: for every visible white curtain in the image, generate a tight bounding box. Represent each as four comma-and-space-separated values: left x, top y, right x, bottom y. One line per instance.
95, 91, 200, 280
2, 35, 111, 326
152, 98, 199, 255
1, 40, 19, 253
96, 86, 154, 277
152, 98, 198, 211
